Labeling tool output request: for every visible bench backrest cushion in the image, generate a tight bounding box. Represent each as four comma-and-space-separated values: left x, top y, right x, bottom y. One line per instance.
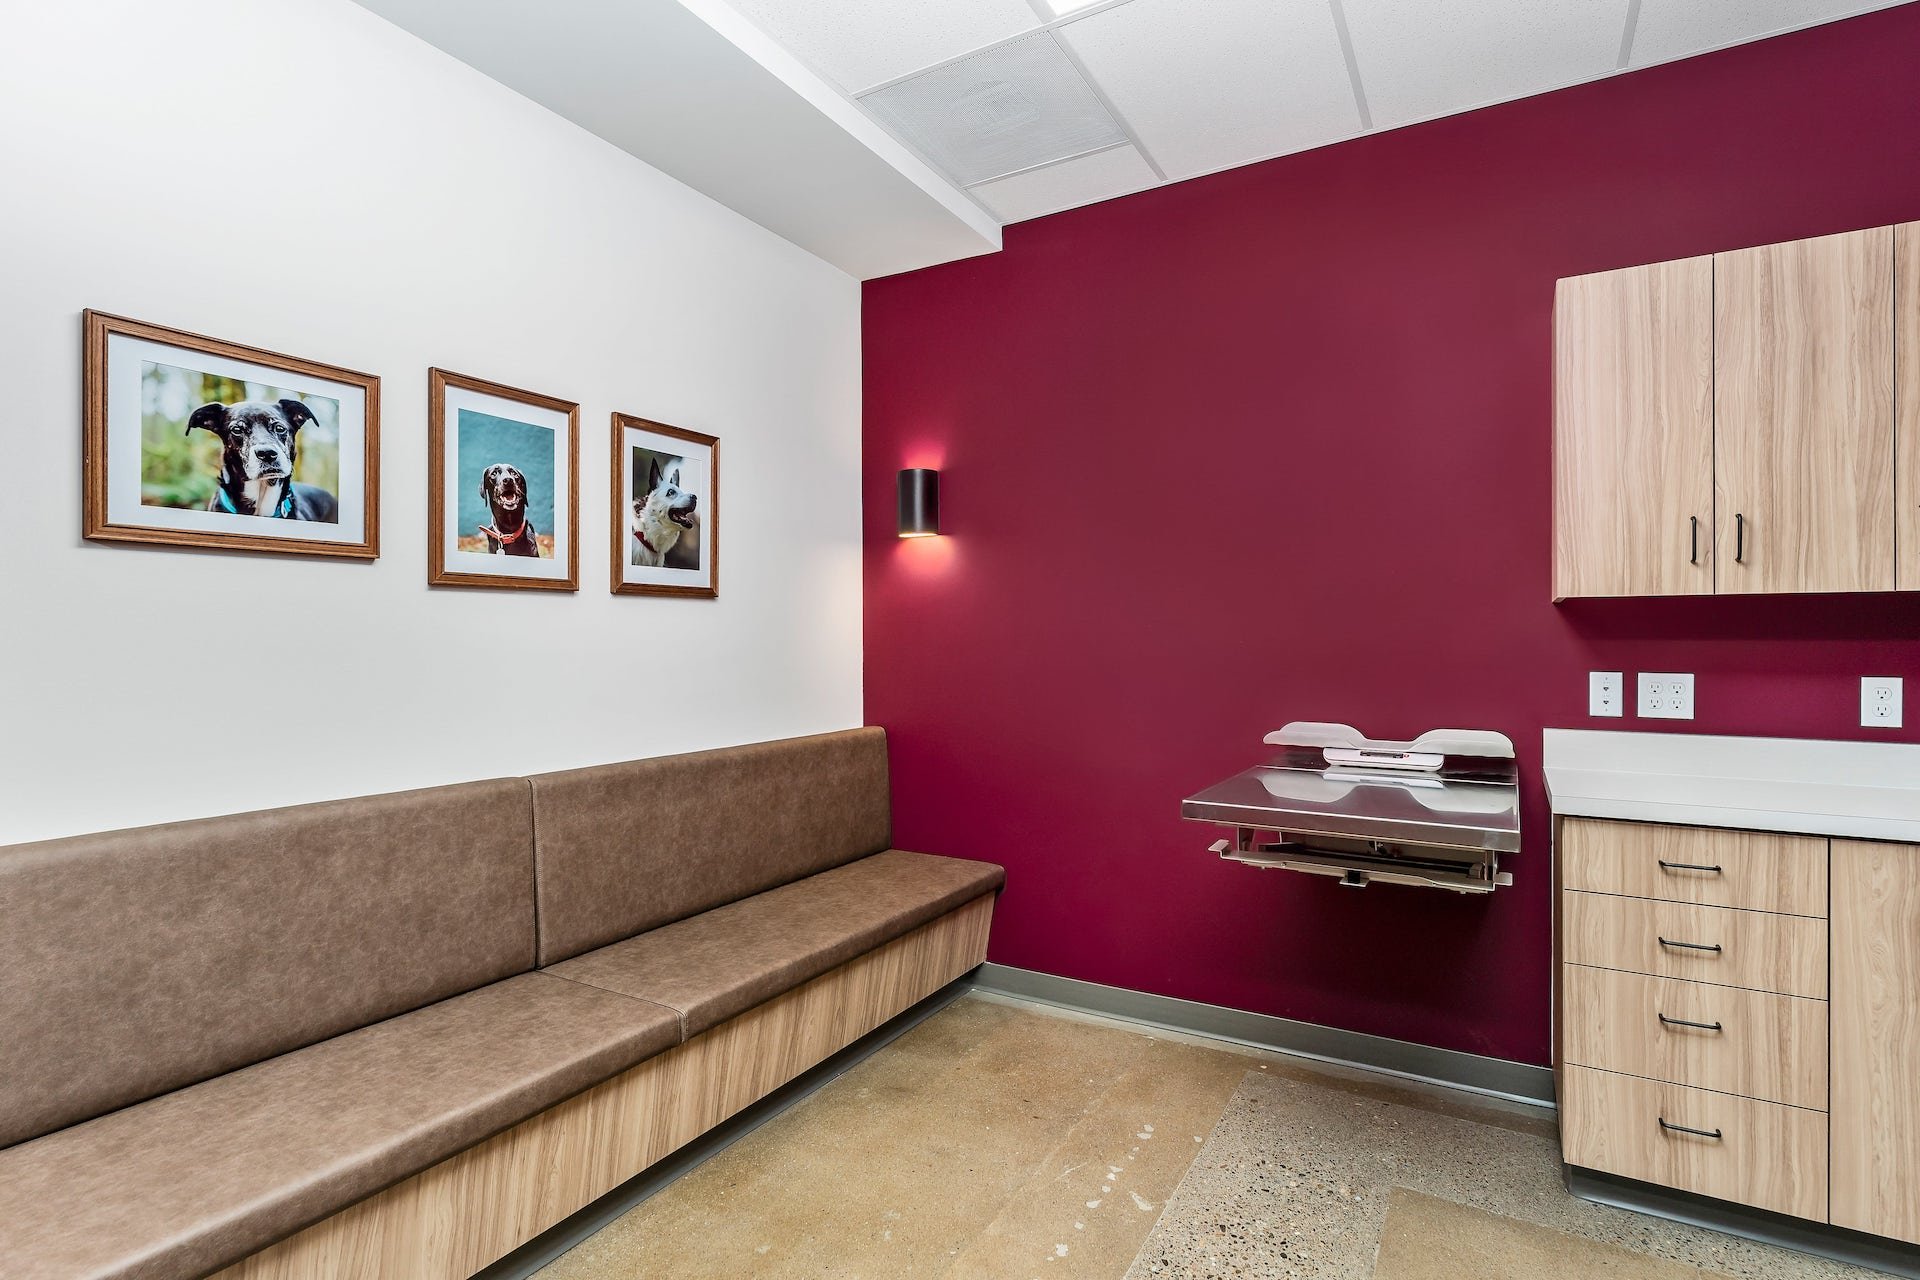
529, 728, 891, 965
0, 779, 535, 1149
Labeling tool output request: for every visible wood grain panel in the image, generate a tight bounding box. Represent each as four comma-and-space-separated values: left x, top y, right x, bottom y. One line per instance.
1563, 890, 1826, 999
1558, 818, 1827, 917
1553, 256, 1715, 599
1561, 1065, 1827, 1222
214, 896, 994, 1280
1562, 965, 1827, 1110
1831, 839, 1920, 1244
1715, 226, 1895, 594
1899, 224, 1920, 590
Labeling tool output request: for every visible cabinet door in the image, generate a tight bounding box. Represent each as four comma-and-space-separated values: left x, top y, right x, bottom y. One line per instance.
1831, 838, 1920, 1244
1553, 257, 1713, 599
1715, 227, 1895, 594
1898, 224, 1920, 591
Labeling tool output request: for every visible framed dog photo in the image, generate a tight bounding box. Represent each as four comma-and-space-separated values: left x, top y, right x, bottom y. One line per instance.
611, 413, 718, 599
82, 310, 379, 558
427, 369, 579, 591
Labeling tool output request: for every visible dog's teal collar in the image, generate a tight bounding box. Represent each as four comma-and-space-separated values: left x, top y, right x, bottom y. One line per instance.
214, 483, 294, 519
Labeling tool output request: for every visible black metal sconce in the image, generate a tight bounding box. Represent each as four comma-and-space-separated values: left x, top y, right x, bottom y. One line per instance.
897, 468, 940, 537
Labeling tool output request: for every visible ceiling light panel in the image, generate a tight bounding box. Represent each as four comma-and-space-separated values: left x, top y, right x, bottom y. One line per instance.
1059, 0, 1361, 180
860, 34, 1129, 187
1341, 0, 1630, 128
1629, 0, 1904, 68
969, 143, 1159, 222
723, 0, 1042, 93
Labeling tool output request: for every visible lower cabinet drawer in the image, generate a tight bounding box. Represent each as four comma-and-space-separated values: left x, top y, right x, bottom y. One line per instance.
1558, 818, 1826, 917
1560, 1065, 1828, 1222
1562, 965, 1827, 1109
1562, 891, 1827, 999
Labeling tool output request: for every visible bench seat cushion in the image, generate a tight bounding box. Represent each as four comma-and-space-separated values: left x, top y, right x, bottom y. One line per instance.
546, 849, 1004, 1039
0, 973, 679, 1280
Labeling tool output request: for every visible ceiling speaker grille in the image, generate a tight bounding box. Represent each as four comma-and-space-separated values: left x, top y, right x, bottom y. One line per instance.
859, 34, 1127, 188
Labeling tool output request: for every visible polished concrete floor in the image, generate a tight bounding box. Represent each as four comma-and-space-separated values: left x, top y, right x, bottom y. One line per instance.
536, 995, 1869, 1279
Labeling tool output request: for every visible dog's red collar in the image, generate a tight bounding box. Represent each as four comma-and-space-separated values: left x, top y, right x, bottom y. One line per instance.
482, 517, 530, 544
633, 528, 657, 554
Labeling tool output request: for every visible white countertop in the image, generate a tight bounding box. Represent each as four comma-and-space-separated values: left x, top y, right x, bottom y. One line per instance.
1543, 729, 1920, 843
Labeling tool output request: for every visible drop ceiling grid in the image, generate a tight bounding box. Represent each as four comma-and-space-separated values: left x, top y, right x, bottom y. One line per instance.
1058, 0, 1363, 181
1628, 0, 1911, 68
722, 0, 1044, 95
971, 143, 1160, 222
720, 0, 1920, 229
1337, 0, 1633, 128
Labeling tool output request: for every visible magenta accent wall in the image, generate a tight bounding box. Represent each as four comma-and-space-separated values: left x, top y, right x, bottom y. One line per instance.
862, 7, 1920, 1066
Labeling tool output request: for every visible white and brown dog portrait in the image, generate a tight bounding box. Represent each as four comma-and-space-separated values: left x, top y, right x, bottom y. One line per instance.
630, 457, 697, 567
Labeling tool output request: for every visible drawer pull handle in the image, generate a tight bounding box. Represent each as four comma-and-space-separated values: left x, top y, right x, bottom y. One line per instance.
1657, 859, 1723, 875
1657, 937, 1723, 954
1658, 1117, 1724, 1141
1657, 1013, 1724, 1033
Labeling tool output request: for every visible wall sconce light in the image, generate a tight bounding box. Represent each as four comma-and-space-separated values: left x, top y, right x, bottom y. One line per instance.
897, 468, 940, 537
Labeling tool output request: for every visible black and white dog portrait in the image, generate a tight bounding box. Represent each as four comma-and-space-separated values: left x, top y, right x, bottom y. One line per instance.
630, 456, 697, 568
187, 399, 339, 522
478, 462, 539, 556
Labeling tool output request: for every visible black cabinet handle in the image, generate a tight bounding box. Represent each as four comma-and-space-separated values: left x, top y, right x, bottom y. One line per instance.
1735, 512, 1746, 563
1658, 1012, 1724, 1032
1689, 515, 1699, 565
1658, 1117, 1724, 1140
1658, 937, 1723, 954
1658, 859, 1723, 875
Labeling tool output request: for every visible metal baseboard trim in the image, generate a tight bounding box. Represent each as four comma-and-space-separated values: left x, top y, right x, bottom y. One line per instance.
475, 971, 979, 1280
970, 962, 1556, 1107
1567, 1165, 1920, 1279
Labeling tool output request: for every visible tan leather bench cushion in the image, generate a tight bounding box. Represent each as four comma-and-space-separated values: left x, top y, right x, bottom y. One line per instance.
0, 973, 679, 1280
0, 779, 536, 1149
547, 849, 1004, 1038
529, 728, 892, 965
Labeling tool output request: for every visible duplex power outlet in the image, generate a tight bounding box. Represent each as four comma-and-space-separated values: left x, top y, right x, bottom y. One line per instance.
1637, 672, 1695, 720
1862, 677, 1904, 728
1589, 671, 1624, 717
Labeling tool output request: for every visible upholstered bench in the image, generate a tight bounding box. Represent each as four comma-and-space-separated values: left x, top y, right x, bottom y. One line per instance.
0, 728, 1002, 1280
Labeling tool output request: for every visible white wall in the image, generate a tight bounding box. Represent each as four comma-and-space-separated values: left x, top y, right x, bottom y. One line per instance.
0, 0, 864, 844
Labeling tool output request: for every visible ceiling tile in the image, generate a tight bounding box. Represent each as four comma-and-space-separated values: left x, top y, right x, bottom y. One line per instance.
861, 33, 1128, 187
724, 0, 1043, 93
1342, 0, 1631, 128
1059, 0, 1361, 180
1630, 0, 1905, 67
970, 144, 1160, 222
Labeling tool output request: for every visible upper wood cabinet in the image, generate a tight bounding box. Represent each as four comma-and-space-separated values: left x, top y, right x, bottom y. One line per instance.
1553, 257, 1714, 599
1554, 223, 1906, 599
1714, 228, 1895, 595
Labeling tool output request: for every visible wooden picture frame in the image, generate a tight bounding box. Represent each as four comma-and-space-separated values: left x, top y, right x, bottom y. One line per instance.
610, 413, 719, 599
427, 368, 580, 592
82, 310, 380, 559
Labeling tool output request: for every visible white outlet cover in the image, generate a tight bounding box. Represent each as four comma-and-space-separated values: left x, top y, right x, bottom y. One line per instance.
1862, 677, 1904, 729
1589, 671, 1624, 718
1637, 672, 1694, 720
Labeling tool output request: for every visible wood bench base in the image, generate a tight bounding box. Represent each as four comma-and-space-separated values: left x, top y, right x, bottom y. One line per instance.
217, 896, 995, 1279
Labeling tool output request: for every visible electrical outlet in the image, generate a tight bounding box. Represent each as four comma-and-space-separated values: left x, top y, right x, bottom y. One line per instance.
1589, 671, 1624, 717
1862, 677, 1904, 728
1637, 672, 1695, 720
